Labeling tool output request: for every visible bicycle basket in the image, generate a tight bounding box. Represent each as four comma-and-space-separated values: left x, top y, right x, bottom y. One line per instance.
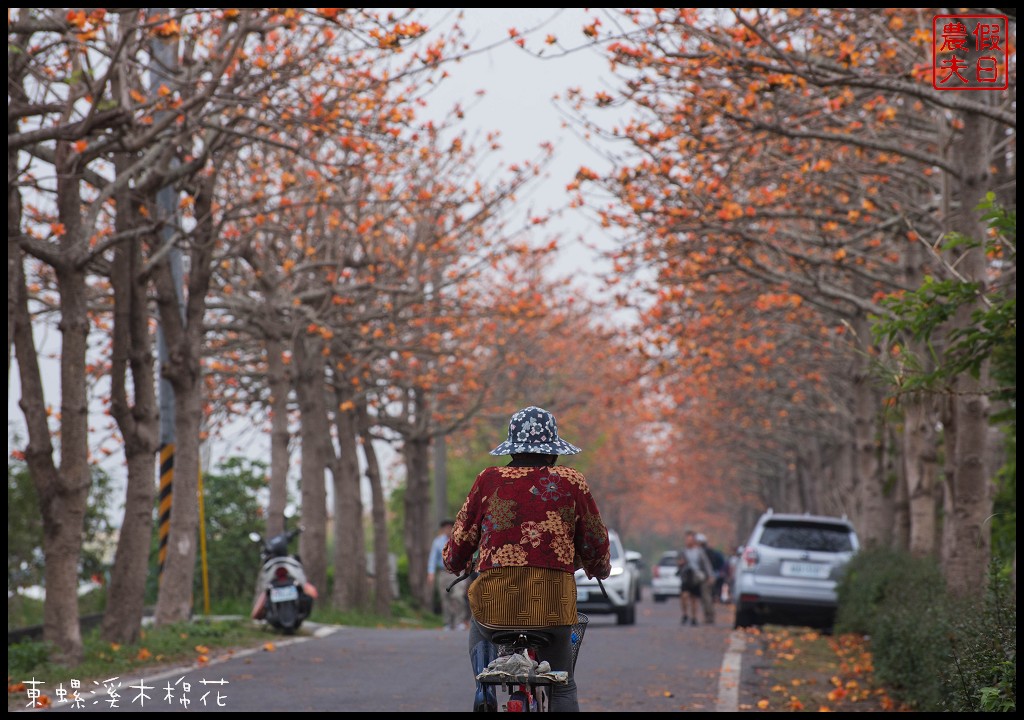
569, 613, 589, 672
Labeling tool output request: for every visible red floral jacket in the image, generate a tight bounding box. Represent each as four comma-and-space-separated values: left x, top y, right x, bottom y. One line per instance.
443, 465, 611, 579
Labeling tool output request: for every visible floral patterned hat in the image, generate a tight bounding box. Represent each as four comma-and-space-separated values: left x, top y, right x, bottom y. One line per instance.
489, 406, 582, 456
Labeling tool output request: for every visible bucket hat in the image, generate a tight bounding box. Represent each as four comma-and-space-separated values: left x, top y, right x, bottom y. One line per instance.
489, 406, 581, 456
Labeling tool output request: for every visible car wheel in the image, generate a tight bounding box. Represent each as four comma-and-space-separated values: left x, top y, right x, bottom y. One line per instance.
734, 602, 756, 629
616, 602, 636, 625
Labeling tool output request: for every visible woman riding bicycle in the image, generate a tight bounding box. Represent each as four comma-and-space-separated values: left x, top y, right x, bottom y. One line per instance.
443, 406, 611, 712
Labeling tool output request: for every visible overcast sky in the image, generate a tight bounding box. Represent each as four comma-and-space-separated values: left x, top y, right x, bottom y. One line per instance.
416, 8, 626, 284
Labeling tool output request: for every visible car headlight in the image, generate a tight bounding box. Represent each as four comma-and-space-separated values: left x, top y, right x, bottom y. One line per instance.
609, 566, 624, 576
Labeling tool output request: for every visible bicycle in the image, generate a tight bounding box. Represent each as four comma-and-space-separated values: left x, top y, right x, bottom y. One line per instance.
447, 572, 606, 712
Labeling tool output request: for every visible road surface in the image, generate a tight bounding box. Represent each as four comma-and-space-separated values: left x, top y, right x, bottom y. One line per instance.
39, 589, 756, 712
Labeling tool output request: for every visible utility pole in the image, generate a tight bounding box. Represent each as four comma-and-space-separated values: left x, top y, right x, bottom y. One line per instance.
150, 8, 185, 585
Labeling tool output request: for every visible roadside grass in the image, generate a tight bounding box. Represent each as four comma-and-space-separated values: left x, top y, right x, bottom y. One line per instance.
739, 625, 911, 712
8, 617, 270, 710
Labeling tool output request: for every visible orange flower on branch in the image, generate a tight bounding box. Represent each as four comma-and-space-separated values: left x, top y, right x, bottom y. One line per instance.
154, 19, 181, 38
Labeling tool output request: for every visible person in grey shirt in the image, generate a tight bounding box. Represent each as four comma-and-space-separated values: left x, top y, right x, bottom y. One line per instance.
678, 530, 716, 625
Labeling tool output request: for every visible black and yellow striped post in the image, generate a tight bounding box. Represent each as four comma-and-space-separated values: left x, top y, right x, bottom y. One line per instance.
157, 442, 175, 581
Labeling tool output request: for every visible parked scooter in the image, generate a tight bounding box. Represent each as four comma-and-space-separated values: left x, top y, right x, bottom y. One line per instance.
249, 519, 316, 634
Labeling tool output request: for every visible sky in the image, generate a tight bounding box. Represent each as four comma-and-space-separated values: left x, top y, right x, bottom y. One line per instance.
415, 8, 627, 284
7, 8, 633, 513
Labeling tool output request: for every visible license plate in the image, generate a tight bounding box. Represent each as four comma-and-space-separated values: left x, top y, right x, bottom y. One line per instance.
270, 585, 299, 602
576, 588, 588, 602
781, 561, 830, 579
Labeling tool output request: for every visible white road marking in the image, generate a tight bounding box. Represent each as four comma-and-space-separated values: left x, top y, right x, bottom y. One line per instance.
716, 629, 746, 712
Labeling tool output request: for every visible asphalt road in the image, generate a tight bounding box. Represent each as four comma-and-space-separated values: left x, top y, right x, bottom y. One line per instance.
41, 588, 755, 713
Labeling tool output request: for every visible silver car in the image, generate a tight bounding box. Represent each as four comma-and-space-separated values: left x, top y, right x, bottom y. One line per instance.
733, 510, 858, 631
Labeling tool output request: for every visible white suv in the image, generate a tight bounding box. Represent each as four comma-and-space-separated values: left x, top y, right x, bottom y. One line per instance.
574, 529, 639, 625
733, 510, 859, 632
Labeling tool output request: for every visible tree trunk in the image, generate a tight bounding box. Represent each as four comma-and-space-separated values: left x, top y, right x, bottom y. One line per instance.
902, 395, 939, 557
899, 228, 941, 558
434, 432, 448, 525
822, 434, 856, 519
266, 333, 291, 538
781, 454, 801, 513
940, 395, 957, 568
7, 130, 20, 385
760, 469, 783, 512
293, 332, 328, 596
851, 310, 889, 547
12, 241, 88, 666
358, 399, 393, 616
13, 146, 92, 664
404, 433, 433, 609
102, 166, 159, 643
886, 422, 910, 551
942, 108, 995, 598
795, 439, 822, 515
331, 384, 368, 610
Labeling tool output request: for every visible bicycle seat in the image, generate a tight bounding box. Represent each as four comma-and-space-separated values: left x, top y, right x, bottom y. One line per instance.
490, 629, 553, 649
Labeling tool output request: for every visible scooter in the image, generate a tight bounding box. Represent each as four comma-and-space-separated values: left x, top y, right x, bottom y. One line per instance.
249, 522, 317, 634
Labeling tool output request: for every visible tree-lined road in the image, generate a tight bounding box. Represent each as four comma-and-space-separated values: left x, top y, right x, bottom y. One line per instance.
47, 590, 748, 712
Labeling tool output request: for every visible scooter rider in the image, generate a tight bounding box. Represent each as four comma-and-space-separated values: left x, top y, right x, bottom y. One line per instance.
250, 522, 316, 631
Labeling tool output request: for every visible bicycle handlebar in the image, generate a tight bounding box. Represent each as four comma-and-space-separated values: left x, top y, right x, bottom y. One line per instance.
446, 571, 472, 593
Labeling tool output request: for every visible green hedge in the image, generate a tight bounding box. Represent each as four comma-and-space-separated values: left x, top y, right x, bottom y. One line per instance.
836, 547, 1016, 712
